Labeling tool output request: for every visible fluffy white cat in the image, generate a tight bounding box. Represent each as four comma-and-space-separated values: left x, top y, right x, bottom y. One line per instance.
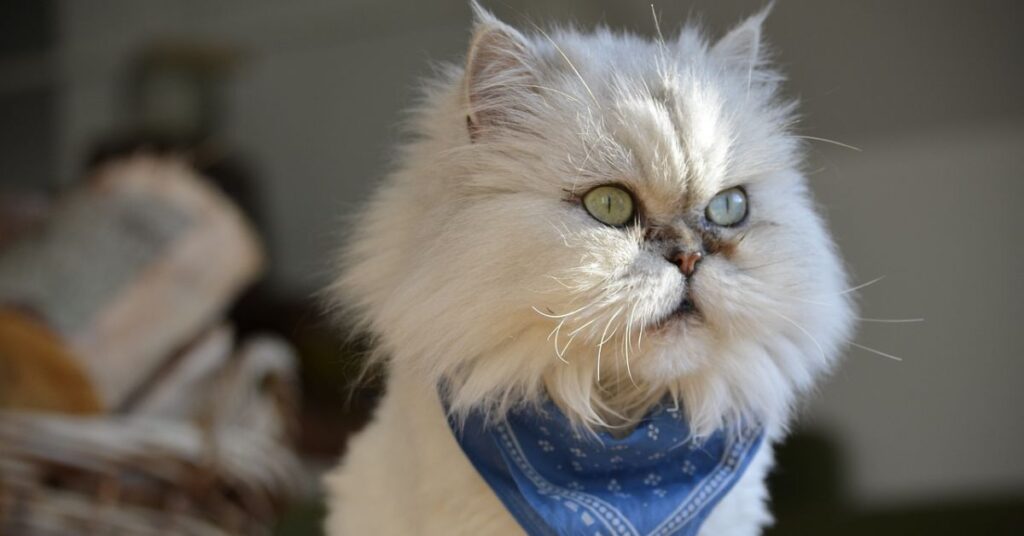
325, 4, 854, 535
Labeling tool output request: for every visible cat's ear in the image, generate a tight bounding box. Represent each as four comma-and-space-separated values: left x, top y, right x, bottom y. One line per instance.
711, 4, 772, 70
465, 3, 535, 140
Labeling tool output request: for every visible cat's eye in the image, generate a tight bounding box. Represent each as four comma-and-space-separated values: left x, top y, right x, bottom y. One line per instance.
705, 187, 748, 226
582, 185, 635, 227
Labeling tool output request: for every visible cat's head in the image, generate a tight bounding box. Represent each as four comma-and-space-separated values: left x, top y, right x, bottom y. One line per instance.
334, 5, 855, 435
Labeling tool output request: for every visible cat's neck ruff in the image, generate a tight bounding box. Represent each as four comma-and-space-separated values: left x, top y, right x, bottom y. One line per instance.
443, 392, 765, 536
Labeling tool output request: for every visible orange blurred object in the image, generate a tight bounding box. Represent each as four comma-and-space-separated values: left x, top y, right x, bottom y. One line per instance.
0, 309, 102, 414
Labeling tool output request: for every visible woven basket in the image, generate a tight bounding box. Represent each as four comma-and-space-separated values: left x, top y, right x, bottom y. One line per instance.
0, 334, 307, 535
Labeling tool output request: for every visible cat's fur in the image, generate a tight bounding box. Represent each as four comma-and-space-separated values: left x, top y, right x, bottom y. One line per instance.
325, 4, 854, 535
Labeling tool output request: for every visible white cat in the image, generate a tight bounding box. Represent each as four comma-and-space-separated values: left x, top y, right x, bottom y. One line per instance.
325, 4, 854, 535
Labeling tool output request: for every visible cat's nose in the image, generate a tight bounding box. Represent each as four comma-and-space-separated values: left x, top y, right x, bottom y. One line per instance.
669, 250, 703, 277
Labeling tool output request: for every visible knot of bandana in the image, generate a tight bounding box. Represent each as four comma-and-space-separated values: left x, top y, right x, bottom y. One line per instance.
444, 398, 764, 536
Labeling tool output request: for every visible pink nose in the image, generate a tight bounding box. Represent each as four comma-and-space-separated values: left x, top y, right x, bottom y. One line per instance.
672, 251, 703, 277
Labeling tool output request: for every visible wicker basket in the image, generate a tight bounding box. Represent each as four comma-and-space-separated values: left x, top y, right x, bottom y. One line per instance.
0, 334, 307, 535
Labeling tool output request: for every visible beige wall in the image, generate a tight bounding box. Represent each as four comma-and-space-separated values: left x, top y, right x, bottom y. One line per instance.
808, 123, 1024, 505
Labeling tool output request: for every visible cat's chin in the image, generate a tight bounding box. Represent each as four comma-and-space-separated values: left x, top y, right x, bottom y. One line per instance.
631, 299, 722, 380
633, 333, 715, 382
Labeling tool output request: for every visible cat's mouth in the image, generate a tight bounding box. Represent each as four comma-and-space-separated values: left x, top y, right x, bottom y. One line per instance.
648, 291, 701, 331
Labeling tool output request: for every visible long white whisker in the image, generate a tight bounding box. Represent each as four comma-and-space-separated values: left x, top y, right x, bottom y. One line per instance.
623, 301, 638, 388
849, 341, 904, 362
637, 305, 647, 351
567, 316, 599, 337
795, 135, 863, 152
650, 4, 666, 44
623, 339, 638, 388
788, 296, 834, 307
838, 275, 886, 296
556, 332, 579, 360
771, 310, 826, 361
625, 300, 638, 356
598, 309, 623, 347
544, 274, 573, 290
650, 4, 668, 61
547, 318, 571, 364
531, 302, 594, 319
595, 307, 623, 382
546, 318, 564, 341
858, 317, 925, 323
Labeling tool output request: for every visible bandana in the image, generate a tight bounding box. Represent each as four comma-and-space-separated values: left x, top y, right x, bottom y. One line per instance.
445, 397, 764, 536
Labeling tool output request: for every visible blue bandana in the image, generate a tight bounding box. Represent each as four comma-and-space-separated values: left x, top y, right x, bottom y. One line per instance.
445, 398, 764, 536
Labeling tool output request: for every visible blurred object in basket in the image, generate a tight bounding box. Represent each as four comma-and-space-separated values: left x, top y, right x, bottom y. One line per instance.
0, 309, 102, 414
127, 326, 300, 443
0, 155, 307, 535
0, 156, 262, 410
0, 328, 305, 535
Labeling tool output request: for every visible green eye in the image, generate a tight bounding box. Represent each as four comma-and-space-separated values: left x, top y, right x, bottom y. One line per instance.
705, 187, 748, 226
582, 185, 635, 226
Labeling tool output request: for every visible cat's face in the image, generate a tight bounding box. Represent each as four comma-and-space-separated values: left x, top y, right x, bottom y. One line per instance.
337, 8, 854, 433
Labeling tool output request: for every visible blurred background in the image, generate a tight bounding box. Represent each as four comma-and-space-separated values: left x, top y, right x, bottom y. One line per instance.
0, 0, 1021, 534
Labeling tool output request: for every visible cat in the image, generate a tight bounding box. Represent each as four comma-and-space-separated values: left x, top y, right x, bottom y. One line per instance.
324, 4, 854, 535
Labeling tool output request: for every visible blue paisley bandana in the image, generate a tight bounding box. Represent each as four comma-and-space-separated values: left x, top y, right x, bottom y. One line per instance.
445, 397, 764, 536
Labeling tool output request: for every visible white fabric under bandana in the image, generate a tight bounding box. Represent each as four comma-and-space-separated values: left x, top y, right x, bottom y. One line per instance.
445, 397, 764, 536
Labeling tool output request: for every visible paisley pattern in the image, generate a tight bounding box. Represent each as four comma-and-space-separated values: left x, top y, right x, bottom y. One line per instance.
446, 399, 764, 536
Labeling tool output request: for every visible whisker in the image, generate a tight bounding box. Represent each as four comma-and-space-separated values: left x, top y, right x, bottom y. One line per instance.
849, 341, 904, 362
623, 301, 638, 388
771, 310, 826, 361
546, 319, 571, 365
569, 140, 596, 193
745, 46, 758, 96
543, 274, 573, 290
795, 135, 863, 152
740, 257, 802, 272
556, 332, 580, 360
731, 220, 777, 249
650, 4, 667, 52
567, 316, 599, 337
788, 296, 832, 307
529, 22, 599, 106
789, 297, 923, 332
546, 318, 564, 341
625, 300, 638, 356
734, 229, 754, 248
838, 275, 886, 296
637, 303, 649, 351
516, 84, 583, 104
858, 317, 925, 323
531, 302, 594, 319
598, 308, 623, 347
595, 307, 623, 382
623, 347, 638, 388
544, 219, 572, 248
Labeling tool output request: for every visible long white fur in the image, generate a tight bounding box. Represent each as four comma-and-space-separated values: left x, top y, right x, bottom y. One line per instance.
325, 4, 855, 534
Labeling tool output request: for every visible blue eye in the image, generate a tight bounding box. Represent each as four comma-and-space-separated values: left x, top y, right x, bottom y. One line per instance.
705, 187, 748, 226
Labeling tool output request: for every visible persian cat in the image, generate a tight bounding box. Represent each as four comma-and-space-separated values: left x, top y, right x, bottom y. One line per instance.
325, 4, 854, 535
